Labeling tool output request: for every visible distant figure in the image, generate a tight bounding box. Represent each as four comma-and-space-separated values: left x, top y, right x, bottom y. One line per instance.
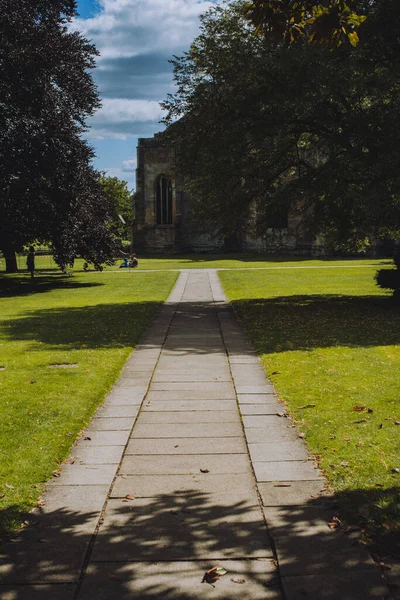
129, 252, 138, 268
119, 257, 129, 268
26, 246, 35, 279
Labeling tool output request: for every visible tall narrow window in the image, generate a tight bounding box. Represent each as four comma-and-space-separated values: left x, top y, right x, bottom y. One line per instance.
156, 175, 173, 225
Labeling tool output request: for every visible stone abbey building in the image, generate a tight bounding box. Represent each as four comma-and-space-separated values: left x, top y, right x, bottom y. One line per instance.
133, 134, 314, 254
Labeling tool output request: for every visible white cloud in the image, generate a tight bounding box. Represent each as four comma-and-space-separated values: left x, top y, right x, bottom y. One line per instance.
87, 98, 165, 139
122, 158, 137, 172
73, 0, 215, 59
73, 1, 219, 140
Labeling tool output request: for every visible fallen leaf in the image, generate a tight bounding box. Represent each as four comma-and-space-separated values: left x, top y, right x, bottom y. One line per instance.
340, 461, 349, 467
353, 419, 367, 424
271, 371, 281, 375
84, 436, 91, 441
391, 468, 399, 474
379, 424, 383, 429
328, 517, 341, 530
5, 484, 14, 489
123, 494, 135, 501
396, 421, 400, 426
276, 412, 286, 417
367, 408, 374, 413
0, 493, 5, 498
379, 562, 392, 571
200, 469, 210, 473
298, 404, 316, 409
352, 406, 366, 412
52, 471, 61, 478
231, 577, 246, 584
298, 433, 305, 439
329, 435, 336, 440
174, 445, 179, 448
202, 565, 228, 586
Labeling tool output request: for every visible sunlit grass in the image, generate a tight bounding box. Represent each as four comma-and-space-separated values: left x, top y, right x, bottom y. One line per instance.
220, 266, 400, 555
0, 270, 177, 537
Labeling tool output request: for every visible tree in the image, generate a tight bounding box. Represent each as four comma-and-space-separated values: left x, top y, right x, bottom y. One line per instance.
0, 0, 116, 272
243, 0, 367, 47
162, 0, 400, 250
100, 175, 134, 241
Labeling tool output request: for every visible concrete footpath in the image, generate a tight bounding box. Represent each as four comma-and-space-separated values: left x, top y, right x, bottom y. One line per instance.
0, 270, 391, 599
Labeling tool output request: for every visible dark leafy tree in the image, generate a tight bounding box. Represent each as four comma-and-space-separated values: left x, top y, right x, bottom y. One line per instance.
243, 0, 367, 47
162, 0, 400, 250
0, 0, 116, 272
100, 175, 134, 241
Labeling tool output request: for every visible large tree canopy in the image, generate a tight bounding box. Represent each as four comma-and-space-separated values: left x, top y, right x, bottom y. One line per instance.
0, 0, 116, 272
162, 0, 400, 250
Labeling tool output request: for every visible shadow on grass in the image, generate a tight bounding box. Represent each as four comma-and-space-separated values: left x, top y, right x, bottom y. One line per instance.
233, 293, 400, 352
0, 486, 392, 598
140, 253, 393, 265
4, 302, 162, 350
0, 274, 103, 298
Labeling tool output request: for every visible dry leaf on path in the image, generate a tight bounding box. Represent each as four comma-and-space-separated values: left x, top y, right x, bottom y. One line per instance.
200, 469, 210, 473
202, 566, 228, 586
231, 577, 246, 584
123, 494, 136, 502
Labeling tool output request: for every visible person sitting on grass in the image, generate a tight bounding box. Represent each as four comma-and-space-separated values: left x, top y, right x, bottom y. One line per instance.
26, 246, 35, 280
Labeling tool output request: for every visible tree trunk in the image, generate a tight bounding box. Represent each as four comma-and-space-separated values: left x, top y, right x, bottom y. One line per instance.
1, 243, 18, 273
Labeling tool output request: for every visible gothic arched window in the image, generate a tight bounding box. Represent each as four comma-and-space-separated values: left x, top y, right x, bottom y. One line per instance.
155, 175, 173, 225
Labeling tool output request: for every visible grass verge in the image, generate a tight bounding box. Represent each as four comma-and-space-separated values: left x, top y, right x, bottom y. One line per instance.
220, 265, 400, 559
0, 253, 391, 274
0, 270, 177, 538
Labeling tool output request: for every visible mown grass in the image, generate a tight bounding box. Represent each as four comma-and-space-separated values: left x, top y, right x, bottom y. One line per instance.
0, 270, 177, 538
220, 265, 400, 558
0, 253, 390, 274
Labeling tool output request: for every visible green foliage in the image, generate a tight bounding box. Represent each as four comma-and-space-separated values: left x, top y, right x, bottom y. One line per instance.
0, 0, 117, 272
162, 0, 400, 248
100, 175, 134, 240
243, 0, 367, 47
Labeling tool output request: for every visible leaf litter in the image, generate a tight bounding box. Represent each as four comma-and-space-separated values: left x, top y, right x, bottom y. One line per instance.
202, 566, 228, 586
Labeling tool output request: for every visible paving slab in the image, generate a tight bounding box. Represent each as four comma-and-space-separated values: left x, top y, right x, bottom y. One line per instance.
262, 505, 334, 537
131, 422, 243, 439
258, 481, 330, 506
89, 417, 134, 431
243, 415, 290, 428
91, 498, 272, 561
253, 460, 322, 482
0, 585, 77, 599
75, 430, 130, 446
240, 403, 283, 415
138, 410, 239, 424
236, 385, 276, 394
275, 533, 380, 577
95, 404, 141, 418
141, 399, 237, 411
237, 393, 279, 404
248, 442, 309, 462
111, 473, 259, 501
126, 437, 247, 455
245, 427, 299, 443
149, 381, 235, 392
78, 559, 283, 600
47, 464, 117, 486
0, 540, 89, 584
145, 390, 236, 401
120, 454, 251, 475
281, 571, 389, 600
69, 445, 123, 465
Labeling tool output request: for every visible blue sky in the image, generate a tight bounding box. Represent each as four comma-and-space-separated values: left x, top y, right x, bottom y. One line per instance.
73, 0, 216, 191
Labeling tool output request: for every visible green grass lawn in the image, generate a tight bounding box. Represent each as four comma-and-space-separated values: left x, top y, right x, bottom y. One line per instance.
0, 270, 177, 538
220, 266, 400, 557
0, 253, 390, 274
